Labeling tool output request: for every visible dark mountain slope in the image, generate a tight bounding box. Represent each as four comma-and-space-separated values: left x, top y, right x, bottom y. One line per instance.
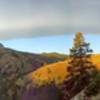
22, 83, 62, 100
0, 43, 66, 77
0, 43, 66, 100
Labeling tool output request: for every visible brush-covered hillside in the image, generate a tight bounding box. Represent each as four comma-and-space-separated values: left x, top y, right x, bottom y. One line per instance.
0, 43, 67, 77
29, 54, 100, 86
41, 52, 67, 60
0, 43, 67, 100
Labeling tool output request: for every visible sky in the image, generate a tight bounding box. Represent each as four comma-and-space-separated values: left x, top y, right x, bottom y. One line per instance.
0, 33, 100, 54
0, 0, 100, 53
0, 0, 100, 39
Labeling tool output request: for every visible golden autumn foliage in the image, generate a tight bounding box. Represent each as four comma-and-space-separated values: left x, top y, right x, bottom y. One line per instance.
28, 61, 69, 86
28, 54, 100, 86
74, 32, 85, 48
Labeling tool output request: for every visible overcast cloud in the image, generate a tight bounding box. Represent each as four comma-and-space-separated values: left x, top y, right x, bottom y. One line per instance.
0, 0, 100, 39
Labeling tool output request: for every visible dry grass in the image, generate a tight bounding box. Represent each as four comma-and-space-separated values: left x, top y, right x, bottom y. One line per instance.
28, 54, 100, 86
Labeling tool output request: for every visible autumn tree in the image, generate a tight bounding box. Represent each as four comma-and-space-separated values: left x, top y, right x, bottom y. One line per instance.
61, 32, 96, 100
67, 32, 95, 75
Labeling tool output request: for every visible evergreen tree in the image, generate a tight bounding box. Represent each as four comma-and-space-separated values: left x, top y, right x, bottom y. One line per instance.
67, 32, 94, 76
61, 32, 96, 100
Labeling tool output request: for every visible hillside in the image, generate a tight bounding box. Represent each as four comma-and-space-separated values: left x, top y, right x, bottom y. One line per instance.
0, 43, 66, 100
0, 43, 66, 78
29, 54, 100, 86
22, 83, 62, 100
41, 52, 67, 60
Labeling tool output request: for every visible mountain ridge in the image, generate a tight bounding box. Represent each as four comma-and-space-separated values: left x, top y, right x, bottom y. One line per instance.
0, 43, 66, 78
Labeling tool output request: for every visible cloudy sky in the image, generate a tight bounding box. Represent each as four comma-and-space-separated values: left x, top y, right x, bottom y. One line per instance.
0, 33, 100, 54
0, 0, 100, 39
0, 0, 100, 53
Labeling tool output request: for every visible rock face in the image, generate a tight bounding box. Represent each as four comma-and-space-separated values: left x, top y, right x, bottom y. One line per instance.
71, 91, 100, 100
71, 91, 85, 100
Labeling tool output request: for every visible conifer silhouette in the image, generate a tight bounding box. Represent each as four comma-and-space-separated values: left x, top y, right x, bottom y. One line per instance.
62, 32, 96, 100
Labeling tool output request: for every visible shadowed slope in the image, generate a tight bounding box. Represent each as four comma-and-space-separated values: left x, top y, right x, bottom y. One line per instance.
22, 83, 62, 100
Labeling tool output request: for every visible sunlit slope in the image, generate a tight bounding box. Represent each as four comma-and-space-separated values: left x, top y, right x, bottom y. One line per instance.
91, 54, 100, 70
29, 54, 100, 85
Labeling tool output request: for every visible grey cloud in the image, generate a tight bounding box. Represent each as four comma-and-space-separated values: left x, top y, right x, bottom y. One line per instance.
0, 0, 100, 40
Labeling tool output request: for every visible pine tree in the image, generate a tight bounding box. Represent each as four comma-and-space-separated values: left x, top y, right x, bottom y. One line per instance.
67, 32, 94, 76
61, 32, 96, 100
